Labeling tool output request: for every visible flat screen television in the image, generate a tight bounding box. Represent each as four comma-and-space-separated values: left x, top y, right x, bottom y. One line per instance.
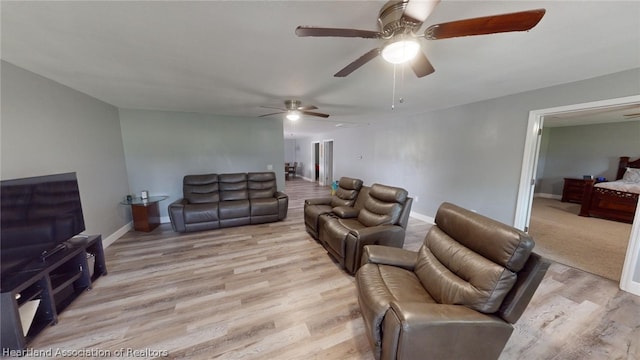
1, 172, 86, 279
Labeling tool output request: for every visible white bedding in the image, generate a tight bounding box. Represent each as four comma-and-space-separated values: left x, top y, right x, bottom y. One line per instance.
595, 180, 640, 195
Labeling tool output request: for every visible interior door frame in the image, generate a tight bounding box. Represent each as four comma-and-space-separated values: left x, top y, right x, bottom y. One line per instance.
515, 94, 640, 295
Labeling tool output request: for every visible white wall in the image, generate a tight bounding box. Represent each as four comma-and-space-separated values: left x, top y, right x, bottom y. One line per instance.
1, 61, 131, 240
284, 139, 296, 164
119, 109, 285, 220
296, 68, 640, 225
295, 136, 314, 180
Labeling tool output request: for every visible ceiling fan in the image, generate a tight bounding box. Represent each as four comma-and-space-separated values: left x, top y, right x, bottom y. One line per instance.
259, 100, 329, 121
295, 0, 546, 78
624, 112, 640, 119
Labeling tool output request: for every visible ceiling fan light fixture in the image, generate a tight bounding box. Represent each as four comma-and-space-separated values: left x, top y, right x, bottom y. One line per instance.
286, 111, 301, 121
381, 39, 420, 64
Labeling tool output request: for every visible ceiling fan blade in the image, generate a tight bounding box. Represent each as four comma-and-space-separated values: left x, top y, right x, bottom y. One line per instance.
334, 48, 381, 77
295, 26, 381, 39
424, 9, 546, 40
258, 112, 285, 118
260, 106, 286, 111
402, 0, 441, 23
410, 51, 435, 78
301, 111, 330, 118
297, 105, 318, 111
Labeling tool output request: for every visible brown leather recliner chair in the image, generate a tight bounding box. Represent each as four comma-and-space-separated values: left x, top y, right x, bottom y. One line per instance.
319, 183, 413, 275
355, 202, 549, 360
303, 177, 363, 239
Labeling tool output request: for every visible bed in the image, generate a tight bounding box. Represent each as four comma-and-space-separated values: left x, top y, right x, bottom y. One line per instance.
578, 156, 640, 223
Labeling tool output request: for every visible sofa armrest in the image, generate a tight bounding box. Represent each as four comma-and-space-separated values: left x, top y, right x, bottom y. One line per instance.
332, 206, 359, 218
383, 302, 513, 360
305, 197, 332, 206
275, 191, 289, 220
168, 198, 189, 232
350, 225, 406, 247
361, 245, 417, 271
344, 225, 407, 274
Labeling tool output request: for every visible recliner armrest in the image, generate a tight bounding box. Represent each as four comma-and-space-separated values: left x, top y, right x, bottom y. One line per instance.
332, 206, 359, 218
361, 245, 417, 271
274, 191, 288, 199
305, 197, 332, 206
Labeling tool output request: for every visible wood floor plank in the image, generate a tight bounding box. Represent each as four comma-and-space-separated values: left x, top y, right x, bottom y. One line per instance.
20, 178, 639, 359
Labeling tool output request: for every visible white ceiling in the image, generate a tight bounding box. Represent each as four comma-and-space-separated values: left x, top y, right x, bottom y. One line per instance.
2, 1, 640, 137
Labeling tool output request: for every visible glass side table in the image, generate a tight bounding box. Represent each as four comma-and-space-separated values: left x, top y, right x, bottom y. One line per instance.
120, 196, 169, 232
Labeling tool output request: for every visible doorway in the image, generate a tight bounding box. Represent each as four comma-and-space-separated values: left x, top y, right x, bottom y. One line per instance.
515, 95, 640, 295
311, 142, 320, 182
319, 140, 334, 186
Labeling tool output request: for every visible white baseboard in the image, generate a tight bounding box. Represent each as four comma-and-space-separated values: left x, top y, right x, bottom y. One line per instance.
621, 280, 640, 296
410, 211, 435, 224
102, 217, 170, 248
103, 221, 133, 248
534, 193, 562, 200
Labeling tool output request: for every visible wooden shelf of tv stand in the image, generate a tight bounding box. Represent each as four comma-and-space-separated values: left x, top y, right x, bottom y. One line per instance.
0, 234, 107, 351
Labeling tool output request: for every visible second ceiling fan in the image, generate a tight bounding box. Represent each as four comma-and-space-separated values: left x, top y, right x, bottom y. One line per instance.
259, 100, 329, 121
295, 0, 546, 78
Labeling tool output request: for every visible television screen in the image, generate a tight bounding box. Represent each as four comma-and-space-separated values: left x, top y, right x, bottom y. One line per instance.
1, 172, 86, 277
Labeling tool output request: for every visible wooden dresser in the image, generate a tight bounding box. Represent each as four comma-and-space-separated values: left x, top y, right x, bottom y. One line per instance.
561, 178, 593, 203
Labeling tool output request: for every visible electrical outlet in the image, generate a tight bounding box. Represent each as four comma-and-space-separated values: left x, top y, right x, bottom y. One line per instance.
414, 196, 419, 202
267, 164, 273, 170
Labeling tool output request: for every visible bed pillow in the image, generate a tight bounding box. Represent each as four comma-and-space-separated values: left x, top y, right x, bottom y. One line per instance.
622, 167, 640, 183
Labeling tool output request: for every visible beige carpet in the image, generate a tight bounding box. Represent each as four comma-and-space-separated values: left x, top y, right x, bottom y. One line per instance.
528, 197, 632, 281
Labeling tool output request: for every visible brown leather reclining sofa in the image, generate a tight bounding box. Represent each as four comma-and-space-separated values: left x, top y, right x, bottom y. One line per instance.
304, 177, 413, 275
356, 202, 550, 360
168, 172, 288, 233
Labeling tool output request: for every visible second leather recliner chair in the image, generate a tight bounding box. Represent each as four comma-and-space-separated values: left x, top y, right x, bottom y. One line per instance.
355, 202, 550, 360
318, 183, 413, 275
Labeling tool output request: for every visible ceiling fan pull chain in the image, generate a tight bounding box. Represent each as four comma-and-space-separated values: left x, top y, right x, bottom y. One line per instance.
399, 62, 406, 104
391, 63, 397, 110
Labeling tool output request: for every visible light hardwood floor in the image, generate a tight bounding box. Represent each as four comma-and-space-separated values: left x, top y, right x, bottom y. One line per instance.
24, 178, 639, 359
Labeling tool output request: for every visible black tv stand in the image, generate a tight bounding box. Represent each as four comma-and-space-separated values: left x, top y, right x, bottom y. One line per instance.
1, 235, 107, 351
39, 243, 68, 261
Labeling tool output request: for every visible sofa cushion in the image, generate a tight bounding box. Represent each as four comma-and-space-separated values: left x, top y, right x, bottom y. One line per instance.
434, 202, 534, 272
413, 203, 535, 314
357, 184, 407, 227
248, 172, 276, 199
219, 200, 250, 219
219, 173, 248, 201
183, 174, 219, 204
184, 203, 219, 223
331, 177, 364, 207
250, 197, 278, 216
